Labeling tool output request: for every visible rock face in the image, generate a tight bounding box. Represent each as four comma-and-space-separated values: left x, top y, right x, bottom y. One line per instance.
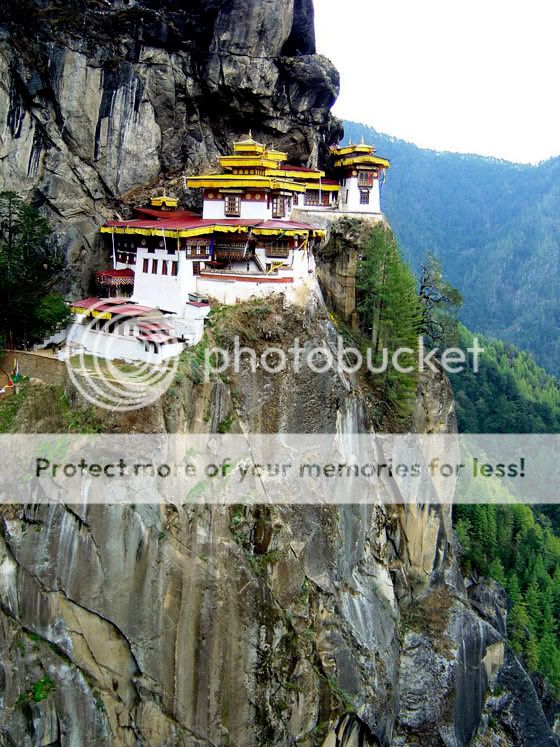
0, 293, 451, 746
1, 290, 557, 746
0, 0, 341, 294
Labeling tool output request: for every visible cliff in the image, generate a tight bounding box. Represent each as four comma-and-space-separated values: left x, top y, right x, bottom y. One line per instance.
0, 289, 555, 745
0, 0, 341, 294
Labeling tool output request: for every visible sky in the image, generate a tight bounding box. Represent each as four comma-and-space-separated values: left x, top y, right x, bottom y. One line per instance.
313, 0, 560, 164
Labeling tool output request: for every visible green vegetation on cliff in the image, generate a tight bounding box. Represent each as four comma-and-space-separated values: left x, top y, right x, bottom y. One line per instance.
0, 192, 70, 347
456, 503, 560, 693
357, 224, 422, 420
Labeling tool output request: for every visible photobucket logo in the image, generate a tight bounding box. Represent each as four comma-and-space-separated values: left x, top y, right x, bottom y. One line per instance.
204, 335, 484, 380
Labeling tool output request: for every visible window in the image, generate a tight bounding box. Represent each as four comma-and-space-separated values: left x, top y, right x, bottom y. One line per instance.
162, 261, 168, 275
167, 247, 175, 255
192, 261, 201, 276
358, 171, 374, 187
152, 259, 158, 274
225, 195, 240, 216
272, 196, 285, 218
171, 261, 178, 276
360, 190, 370, 205
143, 258, 149, 273
304, 192, 320, 207
293, 194, 299, 205
265, 241, 290, 258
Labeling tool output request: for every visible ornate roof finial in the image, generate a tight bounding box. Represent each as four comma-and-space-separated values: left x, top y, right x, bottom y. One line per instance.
248, 129, 253, 140
348, 137, 353, 146
360, 134, 365, 145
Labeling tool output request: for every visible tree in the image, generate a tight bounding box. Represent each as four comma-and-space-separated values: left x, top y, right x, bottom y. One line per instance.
418, 253, 463, 347
508, 600, 530, 654
0, 191, 68, 345
357, 225, 423, 421
488, 558, 507, 586
538, 633, 560, 694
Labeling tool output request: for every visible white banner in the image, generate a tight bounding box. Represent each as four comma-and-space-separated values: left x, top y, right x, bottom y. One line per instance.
0, 434, 558, 505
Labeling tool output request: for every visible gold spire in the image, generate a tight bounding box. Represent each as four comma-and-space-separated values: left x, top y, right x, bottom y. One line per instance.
360, 135, 365, 144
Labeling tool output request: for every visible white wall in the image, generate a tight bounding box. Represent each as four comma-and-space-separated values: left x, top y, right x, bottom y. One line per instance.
339, 176, 382, 214
67, 324, 184, 363
132, 247, 195, 313
194, 248, 315, 304
203, 197, 272, 220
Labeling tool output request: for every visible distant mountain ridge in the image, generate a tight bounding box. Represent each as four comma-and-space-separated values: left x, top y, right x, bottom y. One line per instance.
342, 121, 560, 377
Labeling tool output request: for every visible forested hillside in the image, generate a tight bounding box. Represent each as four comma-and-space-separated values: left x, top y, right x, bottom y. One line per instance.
450, 326, 560, 433
342, 121, 560, 377
449, 326, 560, 691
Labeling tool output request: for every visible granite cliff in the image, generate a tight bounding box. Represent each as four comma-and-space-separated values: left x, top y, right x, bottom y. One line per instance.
0, 295, 507, 746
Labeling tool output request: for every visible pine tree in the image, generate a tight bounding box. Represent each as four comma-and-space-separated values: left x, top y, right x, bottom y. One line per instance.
538, 633, 560, 694
508, 600, 530, 654
357, 225, 423, 422
525, 580, 542, 635
487, 558, 506, 586
526, 633, 540, 672
0, 191, 69, 345
418, 252, 463, 347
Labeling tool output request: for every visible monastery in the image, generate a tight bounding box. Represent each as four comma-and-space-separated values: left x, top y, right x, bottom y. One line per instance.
65, 136, 390, 362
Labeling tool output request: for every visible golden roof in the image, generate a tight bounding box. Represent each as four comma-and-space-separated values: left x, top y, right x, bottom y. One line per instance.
186, 174, 306, 193
151, 194, 178, 208
333, 154, 391, 169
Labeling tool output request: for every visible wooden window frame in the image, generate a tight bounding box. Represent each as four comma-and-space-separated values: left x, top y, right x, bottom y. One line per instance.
224, 194, 241, 217
272, 196, 286, 218
358, 171, 374, 187
265, 241, 290, 259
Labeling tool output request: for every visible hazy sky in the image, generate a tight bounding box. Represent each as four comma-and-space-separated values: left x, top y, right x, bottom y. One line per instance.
313, 0, 560, 163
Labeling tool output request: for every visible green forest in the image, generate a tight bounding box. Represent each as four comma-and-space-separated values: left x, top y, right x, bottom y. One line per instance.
450, 326, 560, 433
450, 328, 560, 692
455, 502, 560, 692
342, 120, 560, 378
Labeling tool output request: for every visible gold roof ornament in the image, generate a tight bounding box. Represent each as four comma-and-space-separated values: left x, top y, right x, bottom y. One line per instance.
233, 131, 266, 156
150, 194, 178, 208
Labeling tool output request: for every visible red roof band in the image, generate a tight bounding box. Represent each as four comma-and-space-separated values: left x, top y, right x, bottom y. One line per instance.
103, 217, 318, 233
96, 269, 135, 279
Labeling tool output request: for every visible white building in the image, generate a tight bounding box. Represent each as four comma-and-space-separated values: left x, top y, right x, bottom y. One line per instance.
64, 134, 390, 362
331, 141, 390, 216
